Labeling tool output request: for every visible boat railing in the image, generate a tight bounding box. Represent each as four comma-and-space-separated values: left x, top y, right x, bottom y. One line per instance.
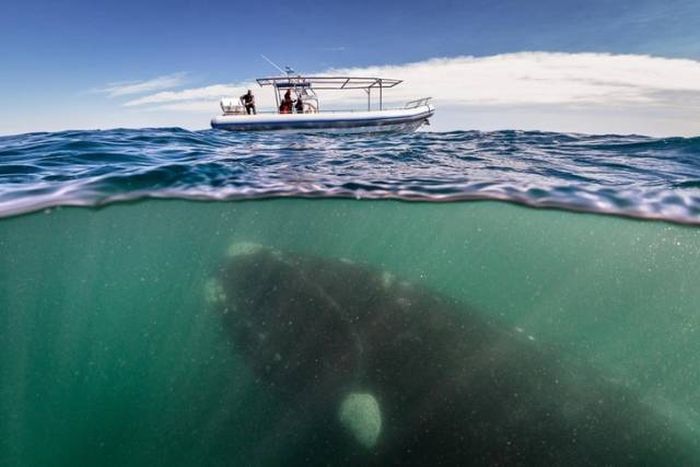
223, 106, 432, 116
404, 97, 432, 109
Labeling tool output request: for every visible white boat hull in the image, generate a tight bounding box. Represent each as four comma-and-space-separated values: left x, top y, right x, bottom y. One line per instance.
211, 105, 434, 134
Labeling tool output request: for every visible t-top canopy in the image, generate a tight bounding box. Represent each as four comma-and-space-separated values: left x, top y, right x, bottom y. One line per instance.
255, 76, 403, 90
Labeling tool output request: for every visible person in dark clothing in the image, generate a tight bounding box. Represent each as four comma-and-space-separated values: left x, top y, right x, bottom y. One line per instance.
295, 96, 304, 113
240, 90, 256, 115
279, 89, 293, 114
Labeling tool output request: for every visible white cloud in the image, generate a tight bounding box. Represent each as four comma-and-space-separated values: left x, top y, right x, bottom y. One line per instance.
328, 52, 700, 107
123, 83, 246, 106
141, 100, 219, 112
95, 73, 188, 97
38, 52, 700, 136
125, 53, 700, 108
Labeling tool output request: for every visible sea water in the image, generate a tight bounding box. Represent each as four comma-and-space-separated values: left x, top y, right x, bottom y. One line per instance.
1, 129, 700, 465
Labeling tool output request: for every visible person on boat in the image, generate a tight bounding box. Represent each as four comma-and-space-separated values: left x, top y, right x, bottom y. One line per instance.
279, 89, 293, 114
295, 96, 304, 113
240, 90, 256, 115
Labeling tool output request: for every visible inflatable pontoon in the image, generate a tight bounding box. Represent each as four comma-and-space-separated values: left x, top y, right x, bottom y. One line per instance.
211, 75, 434, 133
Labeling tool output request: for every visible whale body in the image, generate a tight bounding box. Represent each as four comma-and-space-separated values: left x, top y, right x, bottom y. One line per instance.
213, 243, 696, 465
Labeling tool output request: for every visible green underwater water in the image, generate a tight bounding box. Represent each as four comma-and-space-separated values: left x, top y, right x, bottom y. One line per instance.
1, 198, 700, 465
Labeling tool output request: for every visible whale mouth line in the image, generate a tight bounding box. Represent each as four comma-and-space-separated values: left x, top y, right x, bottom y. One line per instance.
296, 264, 367, 381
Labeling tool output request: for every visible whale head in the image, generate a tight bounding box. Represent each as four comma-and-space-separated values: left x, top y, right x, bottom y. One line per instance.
216, 243, 363, 403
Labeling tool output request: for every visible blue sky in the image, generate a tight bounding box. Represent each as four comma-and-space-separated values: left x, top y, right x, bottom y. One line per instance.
2, 0, 700, 135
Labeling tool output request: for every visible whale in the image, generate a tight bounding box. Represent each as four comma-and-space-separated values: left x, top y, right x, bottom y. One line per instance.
210, 242, 697, 465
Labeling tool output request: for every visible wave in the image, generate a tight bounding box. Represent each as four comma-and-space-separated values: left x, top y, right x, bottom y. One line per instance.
0, 128, 699, 223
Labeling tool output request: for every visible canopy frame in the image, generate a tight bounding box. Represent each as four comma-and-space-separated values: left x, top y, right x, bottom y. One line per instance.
255, 76, 403, 111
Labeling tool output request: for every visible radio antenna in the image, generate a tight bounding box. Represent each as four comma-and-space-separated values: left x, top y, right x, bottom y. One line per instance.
261, 55, 287, 75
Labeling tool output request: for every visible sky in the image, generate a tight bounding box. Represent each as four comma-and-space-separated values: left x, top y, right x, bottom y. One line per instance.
2, 0, 700, 136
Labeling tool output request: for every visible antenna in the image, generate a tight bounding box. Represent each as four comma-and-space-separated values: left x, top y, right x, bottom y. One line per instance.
261, 55, 286, 75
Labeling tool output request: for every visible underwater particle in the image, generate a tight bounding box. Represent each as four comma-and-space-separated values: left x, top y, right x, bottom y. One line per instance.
339, 392, 382, 449
227, 241, 264, 257
381, 271, 395, 288
203, 278, 226, 304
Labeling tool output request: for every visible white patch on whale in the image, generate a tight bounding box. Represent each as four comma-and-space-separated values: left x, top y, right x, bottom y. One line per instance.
339, 392, 382, 449
203, 278, 226, 304
227, 241, 264, 258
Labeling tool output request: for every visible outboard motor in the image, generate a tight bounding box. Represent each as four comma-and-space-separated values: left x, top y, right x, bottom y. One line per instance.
220, 98, 245, 115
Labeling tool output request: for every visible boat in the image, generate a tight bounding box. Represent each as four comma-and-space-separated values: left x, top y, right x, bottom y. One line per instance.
211, 75, 434, 133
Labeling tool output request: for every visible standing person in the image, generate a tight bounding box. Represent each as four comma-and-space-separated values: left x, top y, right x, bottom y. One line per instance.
240, 90, 256, 115
279, 89, 293, 114
295, 95, 304, 113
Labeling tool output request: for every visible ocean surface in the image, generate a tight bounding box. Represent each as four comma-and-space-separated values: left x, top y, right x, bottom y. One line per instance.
1, 128, 700, 465
1, 128, 700, 222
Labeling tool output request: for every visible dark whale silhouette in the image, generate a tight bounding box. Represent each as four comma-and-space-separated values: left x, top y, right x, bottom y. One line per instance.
213, 243, 696, 465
